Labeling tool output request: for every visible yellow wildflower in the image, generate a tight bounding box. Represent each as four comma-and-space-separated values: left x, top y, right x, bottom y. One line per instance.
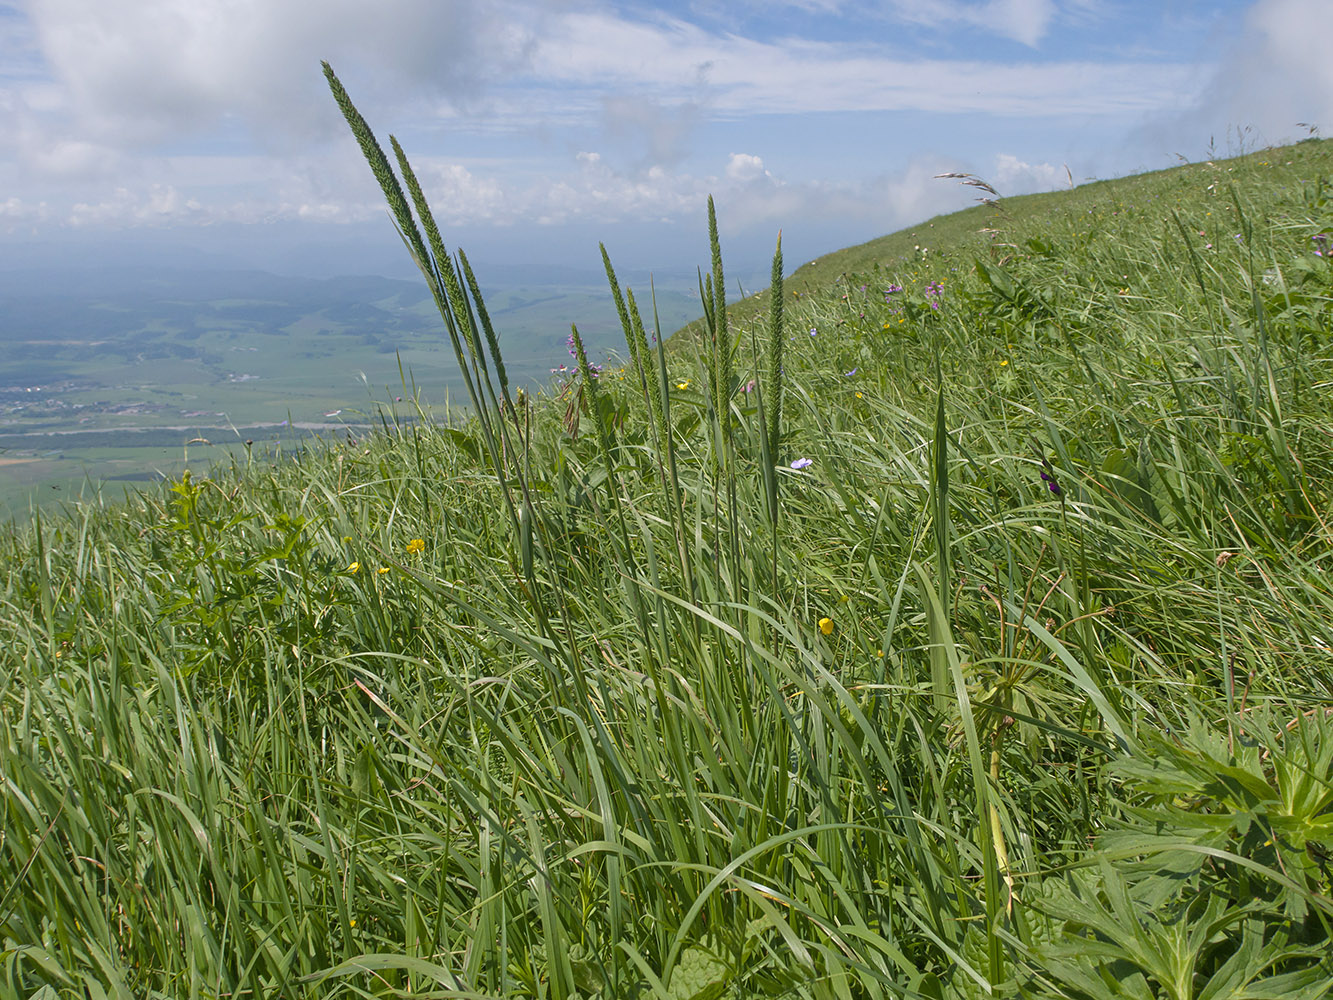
676, 380, 690, 390
819, 617, 834, 636
347, 561, 360, 574
406, 538, 425, 555
377, 566, 391, 575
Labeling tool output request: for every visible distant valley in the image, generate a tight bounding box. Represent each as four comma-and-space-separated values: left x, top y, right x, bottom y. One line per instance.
0, 263, 700, 514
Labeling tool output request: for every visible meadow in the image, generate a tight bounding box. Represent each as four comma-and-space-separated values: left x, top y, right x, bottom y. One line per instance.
0, 67, 1331, 998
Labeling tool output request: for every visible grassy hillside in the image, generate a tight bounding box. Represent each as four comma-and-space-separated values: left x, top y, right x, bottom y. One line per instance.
2, 103, 1332, 1000
670, 140, 1333, 348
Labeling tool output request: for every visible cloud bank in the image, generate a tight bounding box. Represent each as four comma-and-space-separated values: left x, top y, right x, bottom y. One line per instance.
0, 0, 1322, 264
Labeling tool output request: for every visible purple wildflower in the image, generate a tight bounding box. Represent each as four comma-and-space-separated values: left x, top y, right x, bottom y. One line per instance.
1033, 440, 1064, 499
791, 458, 813, 470
843, 368, 858, 377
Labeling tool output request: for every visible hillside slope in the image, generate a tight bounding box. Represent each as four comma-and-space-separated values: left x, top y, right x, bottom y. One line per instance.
671, 138, 1333, 347
1, 135, 1332, 997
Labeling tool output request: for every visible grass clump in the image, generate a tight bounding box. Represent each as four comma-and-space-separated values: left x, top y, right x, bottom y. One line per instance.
1, 70, 1332, 999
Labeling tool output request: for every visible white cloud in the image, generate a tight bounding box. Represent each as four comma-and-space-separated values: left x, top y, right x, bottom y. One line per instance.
991, 153, 1065, 194
885, 0, 1058, 47
529, 10, 1196, 120
0, 195, 50, 228
1130, 0, 1333, 160
686, 0, 1069, 47
3, 0, 1199, 170
67, 184, 205, 227
1206, 0, 1333, 142
16, 0, 556, 147
25, 135, 124, 179
725, 153, 769, 182
0, 0, 1244, 245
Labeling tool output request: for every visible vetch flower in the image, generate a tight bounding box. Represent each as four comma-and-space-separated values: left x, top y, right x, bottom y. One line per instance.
819, 617, 834, 635
1033, 442, 1064, 498
791, 457, 813, 470
809, 327, 818, 337
406, 538, 425, 555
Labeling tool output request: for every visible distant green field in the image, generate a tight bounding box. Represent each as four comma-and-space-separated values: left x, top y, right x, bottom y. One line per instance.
0, 269, 699, 515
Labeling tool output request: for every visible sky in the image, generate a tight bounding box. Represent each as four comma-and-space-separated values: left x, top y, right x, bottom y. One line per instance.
0, 0, 1330, 282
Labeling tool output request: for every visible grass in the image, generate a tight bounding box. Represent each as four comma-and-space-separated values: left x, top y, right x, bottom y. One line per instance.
0, 66, 1331, 998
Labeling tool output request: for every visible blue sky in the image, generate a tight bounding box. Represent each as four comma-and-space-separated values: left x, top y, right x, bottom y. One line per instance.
0, 0, 1327, 279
